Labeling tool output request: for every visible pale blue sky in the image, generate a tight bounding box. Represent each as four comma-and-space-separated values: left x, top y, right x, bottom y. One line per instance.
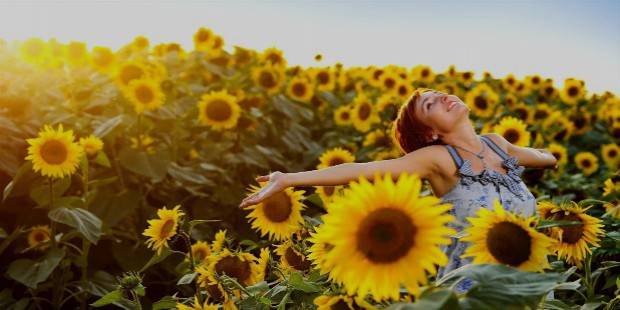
1, 0, 618, 96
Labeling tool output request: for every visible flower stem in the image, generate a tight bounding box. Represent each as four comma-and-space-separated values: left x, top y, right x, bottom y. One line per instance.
182, 233, 204, 305
49, 177, 62, 310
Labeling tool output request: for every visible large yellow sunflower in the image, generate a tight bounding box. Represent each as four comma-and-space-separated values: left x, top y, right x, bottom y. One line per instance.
601, 143, 620, 170
559, 78, 586, 105
312, 67, 337, 92
79, 134, 104, 156
318, 171, 456, 301
530, 104, 553, 125
26, 124, 84, 178
28, 225, 51, 251
350, 92, 381, 133
574, 152, 599, 176
333, 105, 353, 126
317, 147, 356, 170
537, 201, 605, 267
251, 62, 285, 95
142, 205, 185, 255
285, 75, 314, 103
493, 116, 530, 147
196, 265, 239, 310
511, 102, 533, 123
124, 78, 166, 114
461, 200, 556, 272
197, 89, 241, 131
244, 180, 306, 241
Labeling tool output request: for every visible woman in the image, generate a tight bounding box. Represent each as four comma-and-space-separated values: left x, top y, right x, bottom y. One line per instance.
238, 88, 558, 294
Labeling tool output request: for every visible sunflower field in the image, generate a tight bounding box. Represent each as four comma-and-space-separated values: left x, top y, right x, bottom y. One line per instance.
0, 27, 619, 310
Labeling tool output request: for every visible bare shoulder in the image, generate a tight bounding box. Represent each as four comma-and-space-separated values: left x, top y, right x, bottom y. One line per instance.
481, 133, 509, 150
401, 144, 451, 174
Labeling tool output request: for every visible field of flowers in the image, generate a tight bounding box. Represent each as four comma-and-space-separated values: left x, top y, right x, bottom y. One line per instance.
0, 27, 619, 310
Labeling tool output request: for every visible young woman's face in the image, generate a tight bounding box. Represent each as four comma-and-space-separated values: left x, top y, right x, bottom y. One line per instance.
415, 91, 469, 135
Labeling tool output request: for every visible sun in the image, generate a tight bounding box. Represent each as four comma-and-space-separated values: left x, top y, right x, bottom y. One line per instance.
461, 200, 556, 272
318, 171, 456, 301
26, 123, 84, 178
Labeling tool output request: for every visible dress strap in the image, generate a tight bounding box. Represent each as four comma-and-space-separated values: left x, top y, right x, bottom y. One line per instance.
443, 145, 464, 169
480, 136, 509, 160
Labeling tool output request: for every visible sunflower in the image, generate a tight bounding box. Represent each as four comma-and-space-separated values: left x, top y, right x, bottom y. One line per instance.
176, 295, 220, 310
244, 180, 306, 241
312, 67, 337, 92
124, 78, 165, 114
206, 248, 262, 287
511, 102, 533, 122
275, 240, 313, 278
493, 116, 530, 147
307, 226, 334, 275
363, 129, 392, 149
333, 105, 353, 126
372, 148, 401, 161
601, 143, 620, 170
501, 74, 518, 92
537, 201, 604, 268
464, 85, 499, 119
20, 38, 48, 64
130, 134, 155, 154
193, 27, 214, 51
351, 92, 381, 133
285, 75, 314, 103
317, 147, 356, 170
604, 201, 620, 219
251, 62, 285, 95
560, 78, 586, 105
314, 185, 344, 210
79, 134, 103, 156
379, 71, 400, 93
188, 240, 212, 265
602, 178, 620, 197
458, 71, 476, 87
256, 248, 270, 282
64, 41, 88, 66
196, 266, 238, 310
28, 225, 51, 251
524, 74, 543, 90
260, 47, 287, 68
412, 65, 435, 84
197, 89, 241, 131
530, 104, 553, 125
461, 200, 556, 272
26, 124, 85, 178
89, 46, 116, 73
115, 61, 147, 89
574, 152, 599, 176
547, 143, 568, 167
142, 205, 185, 255
211, 230, 229, 253
376, 93, 400, 122
502, 93, 519, 107
319, 171, 456, 301
314, 294, 377, 310
544, 113, 575, 142
131, 36, 150, 53
394, 81, 413, 102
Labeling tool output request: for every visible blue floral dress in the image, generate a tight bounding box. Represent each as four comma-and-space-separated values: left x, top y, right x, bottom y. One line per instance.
436, 136, 537, 294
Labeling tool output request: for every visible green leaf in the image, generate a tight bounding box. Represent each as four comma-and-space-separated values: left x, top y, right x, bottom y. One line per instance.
89, 189, 140, 228
141, 246, 175, 272
93, 115, 124, 138
7, 248, 65, 288
177, 272, 197, 285
0, 288, 29, 310
90, 289, 125, 307
542, 299, 575, 310
237, 295, 271, 310
287, 272, 320, 293
606, 231, 620, 241
247, 281, 270, 294
578, 199, 610, 207
93, 151, 111, 168
536, 220, 583, 230
152, 296, 178, 310
167, 163, 216, 186
118, 147, 170, 181
0, 226, 25, 256
88, 176, 118, 189
2, 161, 33, 203
29, 177, 71, 207
48, 207, 103, 244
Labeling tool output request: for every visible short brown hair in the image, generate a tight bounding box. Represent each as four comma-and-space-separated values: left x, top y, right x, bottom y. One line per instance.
391, 88, 441, 154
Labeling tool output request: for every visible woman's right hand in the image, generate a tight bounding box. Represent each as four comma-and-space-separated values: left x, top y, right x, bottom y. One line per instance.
238, 171, 289, 209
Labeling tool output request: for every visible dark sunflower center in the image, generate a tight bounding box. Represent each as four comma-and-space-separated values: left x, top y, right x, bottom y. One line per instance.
555, 129, 567, 141
486, 222, 532, 267
534, 110, 548, 120
328, 156, 346, 167
463, 72, 471, 80
358, 103, 371, 120
121, 65, 144, 86
215, 256, 251, 282
318, 72, 330, 85
573, 116, 586, 129
292, 83, 307, 97
398, 85, 408, 96
503, 129, 520, 144
34, 231, 46, 242
554, 213, 584, 244
40, 140, 68, 165
613, 128, 620, 139
608, 149, 618, 158
507, 78, 515, 85
194, 248, 208, 261
421, 69, 429, 78
532, 77, 540, 84
94, 50, 113, 67
135, 85, 154, 104
567, 86, 579, 97
545, 86, 554, 96
266, 54, 282, 65
373, 70, 384, 80
196, 30, 210, 42
474, 96, 488, 110
285, 247, 311, 271
356, 208, 416, 264
161, 220, 175, 238
341, 111, 350, 120
323, 186, 336, 196
206, 283, 224, 301
206, 100, 232, 121
581, 159, 592, 168
515, 108, 528, 120
375, 135, 392, 147
384, 78, 395, 89
259, 71, 276, 88
263, 191, 293, 222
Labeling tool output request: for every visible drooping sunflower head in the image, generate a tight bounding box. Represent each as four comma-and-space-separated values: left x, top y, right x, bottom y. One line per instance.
319, 171, 456, 301
28, 225, 51, 251
79, 134, 104, 156
602, 178, 620, 197
536, 201, 605, 268
206, 248, 262, 287
574, 152, 599, 176
142, 205, 185, 255
244, 180, 306, 241
197, 89, 241, 131
317, 147, 356, 170
274, 240, 313, 278
256, 247, 271, 282
493, 116, 530, 147
26, 124, 85, 178
461, 200, 556, 272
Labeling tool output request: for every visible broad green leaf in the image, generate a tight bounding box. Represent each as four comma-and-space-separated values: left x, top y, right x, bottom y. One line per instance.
542, 300, 576, 310
152, 296, 177, 310
578, 199, 610, 207
48, 206, 103, 244
237, 295, 271, 310
93, 151, 111, 168
89, 189, 140, 228
287, 272, 320, 293
247, 281, 270, 294
88, 176, 118, 188
2, 161, 33, 203
93, 115, 124, 138
7, 248, 65, 288
90, 289, 125, 307
141, 246, 175, 272
167, 163, 215, 186
28, 177, 71, 207
0, 226, 25, 256
177, 272, 197, 285
118, 147, 171, 181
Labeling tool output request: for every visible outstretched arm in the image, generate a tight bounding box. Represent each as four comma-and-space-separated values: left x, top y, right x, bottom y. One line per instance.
238, 146, 441, 208
484, 133, 557, 169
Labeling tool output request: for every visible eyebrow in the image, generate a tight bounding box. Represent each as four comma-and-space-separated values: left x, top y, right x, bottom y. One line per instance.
419, 91, 440, 113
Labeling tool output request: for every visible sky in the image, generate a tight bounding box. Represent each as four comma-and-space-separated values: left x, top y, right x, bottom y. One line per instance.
1, 0, 618, 96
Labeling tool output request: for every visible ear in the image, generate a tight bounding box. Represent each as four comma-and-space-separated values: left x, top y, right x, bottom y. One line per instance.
423, 134, 435, 143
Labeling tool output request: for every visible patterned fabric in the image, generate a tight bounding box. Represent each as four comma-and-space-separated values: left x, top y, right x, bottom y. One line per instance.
436, 136, 538, 295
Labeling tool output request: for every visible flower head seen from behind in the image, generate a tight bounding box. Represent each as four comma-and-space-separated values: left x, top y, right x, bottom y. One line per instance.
143, 205, 185, 255
26, 124, 84, 178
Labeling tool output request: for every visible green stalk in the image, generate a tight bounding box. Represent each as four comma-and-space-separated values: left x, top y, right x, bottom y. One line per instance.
130, 291, 143, 310
80, 164, 91, 310
182, 233, 204, 305
49, 177, 62, 310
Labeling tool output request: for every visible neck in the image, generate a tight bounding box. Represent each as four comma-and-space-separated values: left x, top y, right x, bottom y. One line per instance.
439, 123, 483, 152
